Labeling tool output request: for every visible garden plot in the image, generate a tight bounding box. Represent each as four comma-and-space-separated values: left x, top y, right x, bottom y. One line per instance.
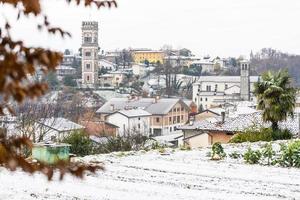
0, 141, 300, 200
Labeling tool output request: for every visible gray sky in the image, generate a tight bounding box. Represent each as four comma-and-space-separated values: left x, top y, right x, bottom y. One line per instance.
1, 0, 300, 57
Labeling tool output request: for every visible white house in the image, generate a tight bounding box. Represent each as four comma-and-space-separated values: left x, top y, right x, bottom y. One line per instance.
34, 118, 84, 142
98, 59, 117, 71
132, 64, 147, 77
106, 109, 151, 137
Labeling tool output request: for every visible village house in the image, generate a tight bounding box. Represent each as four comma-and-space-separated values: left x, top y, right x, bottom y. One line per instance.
106, 109, 151, 136
98, 59, 117, 71
34, 117, 84, 142
96, 97, 192, 136
192, 60, 260, 109
80, 120, 118, 137
179, 112, 300, 148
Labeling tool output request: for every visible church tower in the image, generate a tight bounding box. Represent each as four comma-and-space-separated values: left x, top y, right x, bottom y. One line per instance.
240, 60, 250, 101
81, 21, 99, 86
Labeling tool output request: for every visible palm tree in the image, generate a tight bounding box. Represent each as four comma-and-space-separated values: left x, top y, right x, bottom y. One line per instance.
254, 69, 296, 131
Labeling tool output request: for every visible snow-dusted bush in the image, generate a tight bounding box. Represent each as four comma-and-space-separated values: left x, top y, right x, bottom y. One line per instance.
244, 147, 262, 164
278, 140, 300, 168
230, 128, 292, 144
261, 143, 276, 165
211, 142, 226, 160
229, 151, 242, 159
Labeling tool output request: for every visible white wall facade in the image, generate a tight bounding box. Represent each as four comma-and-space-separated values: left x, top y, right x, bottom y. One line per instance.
107, 113, 150, 137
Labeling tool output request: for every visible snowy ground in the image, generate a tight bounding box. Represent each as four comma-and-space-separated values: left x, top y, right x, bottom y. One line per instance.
1, 142, 300, 200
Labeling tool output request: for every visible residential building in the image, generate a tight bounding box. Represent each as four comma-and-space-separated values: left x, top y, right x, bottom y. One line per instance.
96, 97, 191, 136
106, 109, 151, 136
99, 74, 114, 87
98, 59, 117, 71
164, 56, 194, 68
56, 65, 76, 77
193, 60, 260, 109
132, 63, 147, 77
81, 21, 99, 86
132, 50, 165, 64
80, 120, 118, 137
35, 117, 84, 142
62, 54, 76, 66
179, 112, 300, 148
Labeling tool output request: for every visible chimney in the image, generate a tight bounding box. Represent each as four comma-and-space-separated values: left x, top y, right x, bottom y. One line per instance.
221, 111, 225, 123
110, 104, 115, 111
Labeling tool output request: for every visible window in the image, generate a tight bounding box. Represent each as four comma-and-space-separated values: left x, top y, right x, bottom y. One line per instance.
200, 98, 203, 101
225, 84, 228, 90
84, 37, 92, 43
116, 78, 119, 81
138, 117, 141, 120
85, 51, 91, 57
177, 116, 180, 123
215, 84, 218, 92
169, 117, 172, 122
173, 116, 176, 122
170, 127, 172, 132
138, 124, 141, 129
205, 98, 208, 101
86, 63, 91, 70
181, 107, 184, 111
173, 108, 176, 112
156, 118, 160, 123
87, 75, 90, 81
177, 108, 180, 112
206, 85, 211, 92
181, 115, 183, 120
194, 98, 197, 102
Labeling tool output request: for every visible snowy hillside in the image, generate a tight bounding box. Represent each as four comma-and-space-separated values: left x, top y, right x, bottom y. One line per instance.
1, 142, 300, 200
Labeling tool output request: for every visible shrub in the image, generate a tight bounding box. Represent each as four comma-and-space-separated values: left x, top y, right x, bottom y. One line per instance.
158, 148, 166, 154
230, 128, 292, 143
62, 131, 94, 156
180, 145, 191, 151
261, 143, 276, 165
278, 140, 300, 167
229, 151, 242, 159
211, 142, 226, 160
244, 147, 262, 164
272, 129, 293, 141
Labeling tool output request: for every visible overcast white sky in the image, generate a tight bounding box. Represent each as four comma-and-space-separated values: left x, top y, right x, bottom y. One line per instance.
1, 0, 300, 57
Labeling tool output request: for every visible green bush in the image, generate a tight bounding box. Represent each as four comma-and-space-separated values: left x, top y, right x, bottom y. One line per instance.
278, 140, 300, 167
272, 129, 293, 141
229, 151, 242, 159
244, 147, 262, 164
62, 131, 94, 156
211, 142, 226, 160
230, 128, 292, 143
261, 143, 275, 165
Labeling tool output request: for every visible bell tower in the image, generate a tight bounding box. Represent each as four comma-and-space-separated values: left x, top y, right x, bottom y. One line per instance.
240, 60, 250, 101
81, 21, 99, 87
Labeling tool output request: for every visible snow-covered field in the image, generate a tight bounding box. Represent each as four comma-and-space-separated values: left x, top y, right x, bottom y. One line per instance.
1, 142, 300, 200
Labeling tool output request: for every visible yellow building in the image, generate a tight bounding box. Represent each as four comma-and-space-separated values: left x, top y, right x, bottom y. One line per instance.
132, 50, 165, 64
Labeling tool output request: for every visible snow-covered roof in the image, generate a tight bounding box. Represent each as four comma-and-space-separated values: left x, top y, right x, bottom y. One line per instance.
196, 76, 260, 83
97, 98, 190, 115
116, 109, 152, 118
38, 118, 84, 132
179, 112, 300, 135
